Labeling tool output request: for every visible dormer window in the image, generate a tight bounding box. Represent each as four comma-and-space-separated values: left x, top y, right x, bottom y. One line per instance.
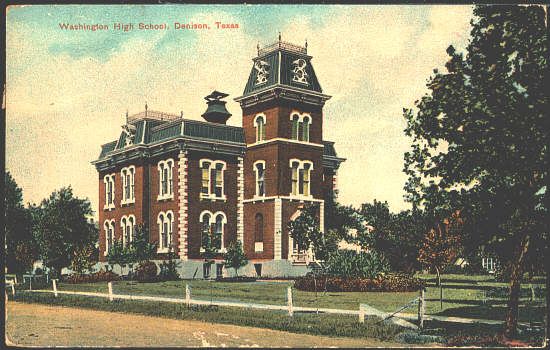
254, 60, 270, 85
292, 58, 309, 85
200, 159, 226, 200
121, 166, 135, 205
254, 114, 266, 142
157, 159, 174, 201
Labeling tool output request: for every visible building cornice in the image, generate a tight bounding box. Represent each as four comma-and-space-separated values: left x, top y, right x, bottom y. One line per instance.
234, 85, 331, 108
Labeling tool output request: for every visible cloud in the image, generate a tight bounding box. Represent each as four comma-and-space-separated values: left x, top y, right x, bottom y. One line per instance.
6, 5, 473, 215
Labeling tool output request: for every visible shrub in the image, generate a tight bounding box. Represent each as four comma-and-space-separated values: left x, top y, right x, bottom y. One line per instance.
63, 269, 119, 284
294, 273, 424, 292
215, 276, 257, 282
325, 250, 389, 279
159, 249, 180, 281
134, 261, 158, 282
394, 331, 446, 344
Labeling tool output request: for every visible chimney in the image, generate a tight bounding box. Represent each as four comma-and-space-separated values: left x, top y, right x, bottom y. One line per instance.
201, 91, 232, 124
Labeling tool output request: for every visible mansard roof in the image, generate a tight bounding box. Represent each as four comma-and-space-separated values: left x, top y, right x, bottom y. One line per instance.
322, 141, 346, 169
94, 112, 245, 164
241, 40, 324, 98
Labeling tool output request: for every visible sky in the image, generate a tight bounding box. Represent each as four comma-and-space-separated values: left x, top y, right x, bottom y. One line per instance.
6, 4, 474, 218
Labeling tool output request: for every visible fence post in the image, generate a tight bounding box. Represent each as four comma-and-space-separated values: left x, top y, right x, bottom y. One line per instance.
359, 304, 365, 323
52, 279, 58, 297
287, 286, 293, 317
108, 282, 113, 301
185, 284, 191, 307
418, 288, 425, 330
11, 282, 16, 296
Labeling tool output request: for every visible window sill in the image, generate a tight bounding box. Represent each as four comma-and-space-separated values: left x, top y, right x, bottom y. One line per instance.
120, 199, 135, 206
199, 248, 226, 254
288, 194, 314, 201
253, 195, 266, 201
103, 203, 116, 211
157, 194, 174, 201
157, 248, 170, 254
200, 194, 227, 202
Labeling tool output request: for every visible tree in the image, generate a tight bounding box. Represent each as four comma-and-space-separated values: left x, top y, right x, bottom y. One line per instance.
127, 223, 157, 266
31, 187, 97, 278
106, 239, 129, 275
223, 240, 248, 277
357, 200, 427, 273
418, 210, 464, 308
4, 171, 37, 273
70, 244, 98, 275
403, 5, 548, 336
287, 204, 321, 255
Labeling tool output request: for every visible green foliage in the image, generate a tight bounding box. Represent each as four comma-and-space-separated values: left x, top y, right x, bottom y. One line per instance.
127, 224, 157, 265
325, 250, 389, 279
288, 204, 320, 253
134, 261, 158, 282
30, 186, 97, 278
223, 240, 248, 277
64, 269, 119, 283
158, 247, 181, 281
4, 171, 37, 273
70, 244, 98, 275
106, 240, 130, 275
357, 200, 427, 273
294, 273, 423, 292
403, 5, 547, 335
200, 223, 222, 261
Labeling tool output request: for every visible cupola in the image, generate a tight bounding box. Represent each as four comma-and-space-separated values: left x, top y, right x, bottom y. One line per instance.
201, 90, 232, 124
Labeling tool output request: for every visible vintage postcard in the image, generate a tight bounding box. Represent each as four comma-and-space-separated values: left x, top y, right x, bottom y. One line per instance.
4, 3, 548, 348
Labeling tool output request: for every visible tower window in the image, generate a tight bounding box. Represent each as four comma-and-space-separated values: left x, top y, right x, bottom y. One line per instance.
291, 115, 300, 140
200, 159, 226, 199
289, 112, 311, 142
301, 116, 310, 142
290, 159, 313, 197
254, 161, 266, 197
254, 114, 266, 142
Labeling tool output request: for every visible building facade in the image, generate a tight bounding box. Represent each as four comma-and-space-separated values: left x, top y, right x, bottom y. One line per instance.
92, 39, 345, 278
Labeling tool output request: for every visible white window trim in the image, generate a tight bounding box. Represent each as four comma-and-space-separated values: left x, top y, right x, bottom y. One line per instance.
289, 159, 314, 198
103, 174, 116, 210
120, 165, 136, 205
104, 220, 115, 256
253, 113, 267, 142
157, 210, 174, 253
253, 160, 266, 198
199, 159, 227, 201
157, 159, 174, 201
120, 215, 136, 247
199, 210, 227, 253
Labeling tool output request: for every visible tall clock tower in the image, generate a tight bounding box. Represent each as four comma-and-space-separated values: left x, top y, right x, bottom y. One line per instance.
235, 38, 341, 273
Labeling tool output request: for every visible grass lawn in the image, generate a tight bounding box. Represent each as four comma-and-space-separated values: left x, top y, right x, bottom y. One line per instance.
26, 273, 545, 323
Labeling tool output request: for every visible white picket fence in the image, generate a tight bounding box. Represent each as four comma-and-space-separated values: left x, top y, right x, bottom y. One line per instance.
12, 281, 514, 328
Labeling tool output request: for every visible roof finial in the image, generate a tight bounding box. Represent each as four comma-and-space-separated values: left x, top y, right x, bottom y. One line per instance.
278, 31, 281, 43
257, 42, 260, 56
305, 38, 308, 52
145, 102, 148, 117
180, 111, 183, 118
126, 109, 128, 122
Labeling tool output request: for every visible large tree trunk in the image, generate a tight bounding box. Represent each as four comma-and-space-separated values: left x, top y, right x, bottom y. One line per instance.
504, 231, 530, 338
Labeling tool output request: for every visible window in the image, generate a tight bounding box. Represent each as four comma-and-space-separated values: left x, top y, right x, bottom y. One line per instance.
289, 112, 312, 142
254, 114, 266, 142
157, 159, 174, 200
290, 160, 313, 197
121, 215, 135, 247
199, 159, 226, 199
254, 161, 266, 197
103, 174, 115, 210
121, 166, 135, 204
254, 214, 264, 242
291, 114, 300, 140
157, 211, 174, 252
104, 220, 115, 255
301, 116, 310, 142
201, 161, 210, 195
200, 210, 226, 252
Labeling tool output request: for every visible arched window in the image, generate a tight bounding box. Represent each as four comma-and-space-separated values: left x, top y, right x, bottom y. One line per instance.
121, 166, 135, 204
214, 214, 224, 250
157, 211, 174, 252
301, 116, 310, 142
254, 161, 265, 197
157, 159, 174, 200
291, 161, 300, 195
291, 114, 300, 140
121, 217, 128, 246
201, 161, 211, 195
254, 114, 266, 142
104, 220, 114, 255
103, 174, 116, 209
254, 214, 264, 242
199, 160, 226, 199
302, 162, 311, 196
200, 212, 211, 250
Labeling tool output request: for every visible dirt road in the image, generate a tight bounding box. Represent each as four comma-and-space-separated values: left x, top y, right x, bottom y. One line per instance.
6, 302, 402, 347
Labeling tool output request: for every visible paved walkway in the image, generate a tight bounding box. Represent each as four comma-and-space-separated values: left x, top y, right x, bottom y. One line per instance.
6, 302, 404, 347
